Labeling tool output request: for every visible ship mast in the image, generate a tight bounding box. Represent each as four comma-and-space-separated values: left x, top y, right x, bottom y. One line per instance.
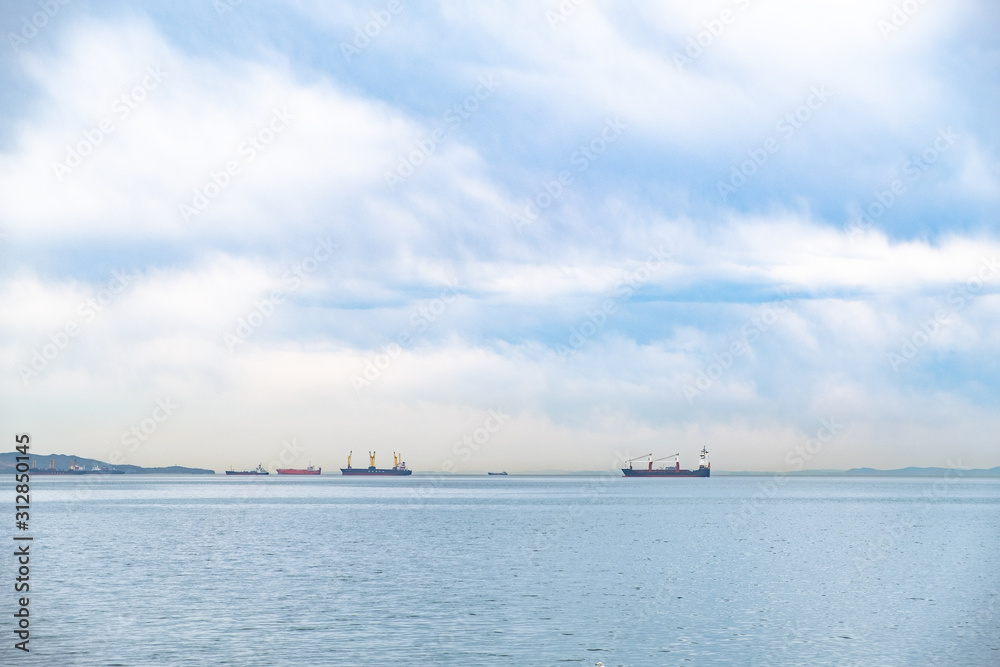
650, 453, 680, 471
346, 451, 352, 469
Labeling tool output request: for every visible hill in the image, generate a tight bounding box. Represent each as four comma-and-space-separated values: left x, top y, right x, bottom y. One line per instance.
0, 452, 214, 474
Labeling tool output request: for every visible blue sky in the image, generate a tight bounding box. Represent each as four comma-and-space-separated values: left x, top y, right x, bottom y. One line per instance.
1, 0, 998, 472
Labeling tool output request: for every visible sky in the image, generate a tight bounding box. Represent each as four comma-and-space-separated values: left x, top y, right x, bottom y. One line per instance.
1, 0, 998, 473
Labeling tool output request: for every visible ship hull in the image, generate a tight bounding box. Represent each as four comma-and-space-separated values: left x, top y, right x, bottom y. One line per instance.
225, 471, 269, 475
340, 468, 412, 476
276, 469, 321, 475
622, 467, 710, 477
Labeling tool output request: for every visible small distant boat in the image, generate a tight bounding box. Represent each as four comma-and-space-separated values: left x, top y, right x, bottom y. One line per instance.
226, 464, 269, 475
487, 471, 508, 475
33, 459, 124, 475
340, 451, 412, 476
84, 464, 124, 474
276, 464, 321, 475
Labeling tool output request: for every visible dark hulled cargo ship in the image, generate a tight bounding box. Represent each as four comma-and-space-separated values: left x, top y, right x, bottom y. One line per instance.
341, 451, 412, 476
622, 447, 710, 477
225, 464, 269, 475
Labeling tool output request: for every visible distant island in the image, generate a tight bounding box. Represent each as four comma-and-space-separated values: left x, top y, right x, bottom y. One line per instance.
0, 452, 214, 475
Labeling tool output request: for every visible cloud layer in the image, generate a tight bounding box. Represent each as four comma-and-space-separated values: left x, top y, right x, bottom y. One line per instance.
1, 1, 998, 472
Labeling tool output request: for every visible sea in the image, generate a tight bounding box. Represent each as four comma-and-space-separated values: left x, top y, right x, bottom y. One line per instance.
2, 474, 998, 666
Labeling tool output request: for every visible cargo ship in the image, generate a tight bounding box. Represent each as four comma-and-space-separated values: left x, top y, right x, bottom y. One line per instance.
225, 464, 269, 475
340, 451, 412, 476
622, 447, 710, 477
276, 464, 321, 475
487, 471, 508, 475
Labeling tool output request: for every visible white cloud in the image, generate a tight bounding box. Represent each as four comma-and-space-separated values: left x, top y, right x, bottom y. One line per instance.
0, 18, 506, 245
2, 5, 997, 472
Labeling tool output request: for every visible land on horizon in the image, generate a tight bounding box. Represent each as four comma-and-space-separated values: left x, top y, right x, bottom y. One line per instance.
3, 452, 999, 477
0, 452, 214, 474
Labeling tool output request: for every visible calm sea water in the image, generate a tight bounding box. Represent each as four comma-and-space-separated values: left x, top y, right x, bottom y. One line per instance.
2, 474, 998, 666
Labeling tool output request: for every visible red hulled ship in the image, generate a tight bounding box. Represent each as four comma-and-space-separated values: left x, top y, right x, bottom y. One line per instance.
276, 464, 321, 475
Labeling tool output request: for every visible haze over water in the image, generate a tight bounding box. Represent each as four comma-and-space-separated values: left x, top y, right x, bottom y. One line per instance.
7, 474, 998, 666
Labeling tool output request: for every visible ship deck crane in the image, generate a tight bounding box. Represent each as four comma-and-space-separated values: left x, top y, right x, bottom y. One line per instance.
624, 453, 652, 471
624, 453, 680, 471
651, 453, 680, 471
